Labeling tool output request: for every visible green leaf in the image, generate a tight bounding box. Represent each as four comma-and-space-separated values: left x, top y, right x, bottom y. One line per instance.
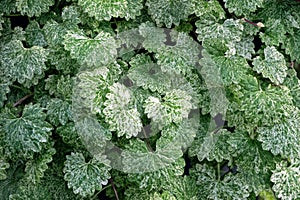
47, 46, 80, 75
56, 122, 83, 149
226, 37, 255, 59
227, 130, 278, 194
257, 108, 300, 159
192, 129, 233, 163
284, 29, 300, 62
223, 0, 264, 16
144, 89, 192, 129
192, 164, 250, 199
155, 32, 201, 75
43, 20, 78, 46
200, 50, 252, 86
63, 152, 111, 197
73, 62, 122, 120
24, 146, 56, 184
78, 0, 143, 21
138, 22, 166, 52
193, 0, 225, 20
62, 5, 81, 25
0, 40, 48, 85
157, 117, 199, 153
0, 0, 16, 14
16, 0, 55, 17
103, 83, 143, 138
126, 156, 185, 190
254, 0, 300, 45
231, 75, 294, 126
25, 20, 47, 47
259, 18, 286, 46
164, 176, 199, 200
45, 75, 74, 100
271, 160, 300, 200
0, 77, 11, 108
46, 98, 72, 126
63, 31, 119, 67
283, 69, 300, 108
9, 170, 82, 200
196, 19, 244, 43
253, 46, 287, 85
121, 138, 182, 173
1, 104, 52, 160
146, 0, 193, 28
0, 147, 9, 180
125, 189, 176, 200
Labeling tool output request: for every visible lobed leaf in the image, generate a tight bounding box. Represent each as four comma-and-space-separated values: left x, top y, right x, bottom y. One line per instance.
253, 46, 287, 85
63, 31, 119, 67
0, 40, 48, 86
271, 161, 300, 200
223, 0, 264, 16
146, 0, 193, 28
1, 104, 52, 160
78, 0, 143, 21
103, 83, 143, 138
63, 152, 111, 197
16, 0, 55, 17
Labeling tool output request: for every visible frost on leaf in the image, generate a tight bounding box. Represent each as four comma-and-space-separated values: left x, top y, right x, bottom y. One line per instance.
255, 0, 300, 46
63, 152, 111, 197
146, 0, 193, 28
144, 89, 192, 129
200, 49, 252, 86
232, 75, 293, 126
103, 83, 143, 138
157, 117, 199, 153
259, 18, 286, 46
192, 164, 250, 200
0, 147, 9, 180
0, 77, 10, 108
0, 104, 52, 160
46, 98, 72, 126
283, 69, 300, 108
126, 156, 185, 190
271, 161, 300, 200
257, 107, 300, 159
138, 22, 166, 52
155, 32, 201, 75
196, 19, 243, 43
63, 31, 119, 67
190, 129, 233, 163
25, 21, 47, 47
78, 0, 143, 21
45, 75, 74, 100
253, 46, 287, 85
0, 40, 48, 85
43, 20, 78, 46
226, 37, 255, 59
16, 0, 55, 17
223, 0, 264, 16
193, 0, 225, 21
227, 130, 278, 194
24, 147, 56, 184
284, 29, 300, 62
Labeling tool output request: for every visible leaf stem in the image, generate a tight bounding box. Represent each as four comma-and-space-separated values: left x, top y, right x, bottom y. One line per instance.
13, 93, 33, 107
217, 163, 221, 181
142, 127, 154, 152
110, 178, 119, 200
92, 184, 111, 199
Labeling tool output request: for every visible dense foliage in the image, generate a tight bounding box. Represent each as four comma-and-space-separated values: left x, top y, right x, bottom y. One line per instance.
0, 0, 300, 199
